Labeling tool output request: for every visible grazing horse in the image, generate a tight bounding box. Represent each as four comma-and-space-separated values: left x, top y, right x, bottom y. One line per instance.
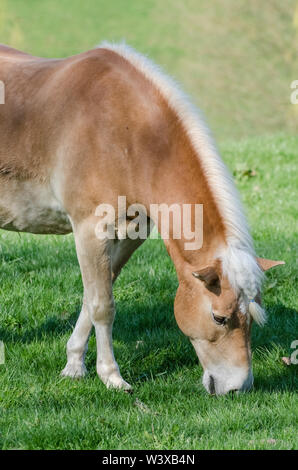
0, 42, 284, 395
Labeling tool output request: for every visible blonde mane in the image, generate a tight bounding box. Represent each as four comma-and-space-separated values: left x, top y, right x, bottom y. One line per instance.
97, 42, 265, 324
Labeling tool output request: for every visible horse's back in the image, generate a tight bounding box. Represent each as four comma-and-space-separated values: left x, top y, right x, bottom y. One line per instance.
0, 44, 38, 61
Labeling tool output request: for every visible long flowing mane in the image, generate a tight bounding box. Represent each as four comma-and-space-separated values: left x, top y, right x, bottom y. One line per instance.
98, 42, 265, 324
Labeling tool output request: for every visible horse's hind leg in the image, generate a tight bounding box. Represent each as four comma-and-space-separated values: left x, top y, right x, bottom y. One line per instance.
62, 216, 131, 390
111, 237, 144, 282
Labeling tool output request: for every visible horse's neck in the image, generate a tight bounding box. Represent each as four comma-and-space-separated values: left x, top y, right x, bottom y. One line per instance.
145, 140, 227, 278
165, 230, 225, 282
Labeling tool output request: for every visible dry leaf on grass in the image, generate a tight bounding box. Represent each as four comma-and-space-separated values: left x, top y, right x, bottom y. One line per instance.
282, 357, 291, 366
134, 398, 151, 413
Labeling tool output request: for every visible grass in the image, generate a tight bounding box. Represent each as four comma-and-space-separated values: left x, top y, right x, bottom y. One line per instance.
0, 0, 297, 450
0, 135, 297, 450
0, 0, 297, 140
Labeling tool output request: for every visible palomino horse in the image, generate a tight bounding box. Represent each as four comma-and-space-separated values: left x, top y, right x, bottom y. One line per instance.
0, 42, 284, 395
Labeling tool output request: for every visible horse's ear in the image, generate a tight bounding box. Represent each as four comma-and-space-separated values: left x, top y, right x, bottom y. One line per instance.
192, 266, 219, 286
256, 257, 285, 272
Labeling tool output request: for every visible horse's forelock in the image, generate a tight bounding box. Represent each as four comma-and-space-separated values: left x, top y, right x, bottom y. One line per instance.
218, 245, 266, 325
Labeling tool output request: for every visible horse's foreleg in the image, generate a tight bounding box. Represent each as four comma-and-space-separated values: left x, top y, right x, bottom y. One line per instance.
63, 217, 131, 390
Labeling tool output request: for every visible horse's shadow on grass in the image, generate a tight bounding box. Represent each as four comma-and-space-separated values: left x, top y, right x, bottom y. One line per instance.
0, 297, 296, 393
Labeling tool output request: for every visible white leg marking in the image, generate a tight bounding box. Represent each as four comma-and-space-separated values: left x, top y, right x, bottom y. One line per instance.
65, 217, 131, 390
61, 303, 92, 378
95, 323, 131, 390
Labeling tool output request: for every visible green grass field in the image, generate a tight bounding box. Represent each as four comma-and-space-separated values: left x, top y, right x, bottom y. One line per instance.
0, 135, 297, 450
0, 0, 297, 451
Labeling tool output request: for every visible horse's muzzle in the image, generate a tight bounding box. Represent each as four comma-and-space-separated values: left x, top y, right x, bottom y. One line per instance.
202, 368, 254, 395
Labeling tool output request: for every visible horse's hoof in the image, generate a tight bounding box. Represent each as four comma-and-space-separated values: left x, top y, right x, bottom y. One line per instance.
100, 372, 132, 391
61, 362, 87, 379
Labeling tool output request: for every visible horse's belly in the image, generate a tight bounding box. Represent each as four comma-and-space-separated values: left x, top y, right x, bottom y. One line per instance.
0, 178, 72, 235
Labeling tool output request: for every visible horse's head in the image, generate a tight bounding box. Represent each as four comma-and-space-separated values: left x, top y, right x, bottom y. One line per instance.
174, 253, 284, 395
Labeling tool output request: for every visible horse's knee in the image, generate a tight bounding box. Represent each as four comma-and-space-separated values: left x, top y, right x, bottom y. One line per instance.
88, 299, 115, 323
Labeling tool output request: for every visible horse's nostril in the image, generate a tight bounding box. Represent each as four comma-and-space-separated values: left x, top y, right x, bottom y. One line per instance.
209, 375, 216, 395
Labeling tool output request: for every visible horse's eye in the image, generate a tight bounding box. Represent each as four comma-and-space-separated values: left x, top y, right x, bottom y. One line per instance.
212, 312, 228, 326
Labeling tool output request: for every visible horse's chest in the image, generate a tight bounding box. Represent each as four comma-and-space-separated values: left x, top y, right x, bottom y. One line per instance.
0, 178, 72, 235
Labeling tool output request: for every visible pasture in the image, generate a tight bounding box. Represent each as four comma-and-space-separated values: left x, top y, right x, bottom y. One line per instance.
0, 0, 297, 450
